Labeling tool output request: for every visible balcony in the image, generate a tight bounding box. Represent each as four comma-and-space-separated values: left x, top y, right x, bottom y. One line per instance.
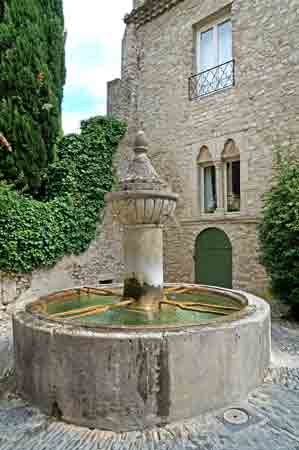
189, 60, 235, 100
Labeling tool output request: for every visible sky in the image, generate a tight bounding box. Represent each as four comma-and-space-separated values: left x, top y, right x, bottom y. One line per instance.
62, 0, 132, 134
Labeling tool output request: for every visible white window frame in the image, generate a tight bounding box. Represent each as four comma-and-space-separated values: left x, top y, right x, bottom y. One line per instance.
198, 163, 217, 215
223, 158, 241, 214
196, 15, 232, 75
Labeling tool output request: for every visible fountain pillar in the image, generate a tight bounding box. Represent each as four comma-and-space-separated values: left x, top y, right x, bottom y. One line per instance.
123, 224, 163, 311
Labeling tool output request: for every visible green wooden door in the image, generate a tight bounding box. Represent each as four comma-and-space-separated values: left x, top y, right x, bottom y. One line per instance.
195, 228, 232, 289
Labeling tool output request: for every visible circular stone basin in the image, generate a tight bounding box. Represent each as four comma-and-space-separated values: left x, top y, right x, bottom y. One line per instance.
29, 285, 245, 327
13, 284, 270, 432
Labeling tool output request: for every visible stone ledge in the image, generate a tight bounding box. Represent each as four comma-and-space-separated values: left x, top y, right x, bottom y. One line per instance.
124, 0, 185, 28
180, 215, 260, 225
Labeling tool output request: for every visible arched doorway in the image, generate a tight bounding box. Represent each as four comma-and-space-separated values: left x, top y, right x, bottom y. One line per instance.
195, 228, 232, 288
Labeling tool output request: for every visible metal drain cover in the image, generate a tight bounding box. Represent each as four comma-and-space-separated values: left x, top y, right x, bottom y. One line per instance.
223, 408, 249, 425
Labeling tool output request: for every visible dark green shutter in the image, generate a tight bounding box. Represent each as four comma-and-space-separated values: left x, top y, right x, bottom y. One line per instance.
195, 228, 233, 289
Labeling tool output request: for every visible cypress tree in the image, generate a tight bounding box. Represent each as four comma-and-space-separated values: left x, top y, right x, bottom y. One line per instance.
0, 0, 65, 192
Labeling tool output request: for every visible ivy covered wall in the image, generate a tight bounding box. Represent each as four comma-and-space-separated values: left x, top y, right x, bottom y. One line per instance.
0, 116, 127, 273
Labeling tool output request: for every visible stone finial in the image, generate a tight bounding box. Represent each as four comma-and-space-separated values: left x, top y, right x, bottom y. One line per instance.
134, 130, 149, 154
120, 130, 166, 191
105, 127, 179, 226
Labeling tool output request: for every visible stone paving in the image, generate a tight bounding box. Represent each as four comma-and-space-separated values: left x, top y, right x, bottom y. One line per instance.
0, 320, 298, 450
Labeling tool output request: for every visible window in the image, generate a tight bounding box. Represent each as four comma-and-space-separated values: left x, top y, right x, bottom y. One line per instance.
226, 160, 240, 212
99, 279, 114, 285
204, 166, 217, 213
189, 17, 234, 99
197, 146, 217, 214
198, 20, 232, 72
222, 140, 240, 212
197, 141, 241, 216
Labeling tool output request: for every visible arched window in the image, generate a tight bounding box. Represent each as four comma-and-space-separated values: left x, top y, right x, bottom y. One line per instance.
222, 139, 240, 212
197, 146, 217, 214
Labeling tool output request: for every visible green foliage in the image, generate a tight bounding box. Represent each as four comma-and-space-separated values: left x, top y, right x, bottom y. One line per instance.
259, 151, 299, 316
0, 0, 65, 191
0, 116, 127, 273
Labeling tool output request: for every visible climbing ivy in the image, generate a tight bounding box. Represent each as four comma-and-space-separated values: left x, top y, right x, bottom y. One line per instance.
0, 116, 126, 273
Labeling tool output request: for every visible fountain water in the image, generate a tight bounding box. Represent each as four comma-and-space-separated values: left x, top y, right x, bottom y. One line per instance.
13, 131, 271, 432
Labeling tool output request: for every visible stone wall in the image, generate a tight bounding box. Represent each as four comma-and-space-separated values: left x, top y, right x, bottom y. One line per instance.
133, 0, 145, 9
163, 219, 267, 294
107, 0, 299, 293
0, 208, 124, 309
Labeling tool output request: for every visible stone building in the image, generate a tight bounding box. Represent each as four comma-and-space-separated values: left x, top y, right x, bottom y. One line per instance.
0, 0, 299, 311
107, 0, 299, 294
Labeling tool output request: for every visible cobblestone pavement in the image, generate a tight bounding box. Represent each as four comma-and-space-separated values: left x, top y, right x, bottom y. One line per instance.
0, 320, 298, 450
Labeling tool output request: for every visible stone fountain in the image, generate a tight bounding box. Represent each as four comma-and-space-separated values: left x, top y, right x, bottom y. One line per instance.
106, 130, 178, 313
13, 131, 270, 432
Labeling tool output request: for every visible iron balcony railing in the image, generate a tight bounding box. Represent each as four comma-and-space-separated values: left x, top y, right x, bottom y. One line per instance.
189, 60, 235, 100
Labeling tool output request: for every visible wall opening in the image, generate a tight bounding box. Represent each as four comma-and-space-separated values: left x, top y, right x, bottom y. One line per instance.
195, 228, 232, 289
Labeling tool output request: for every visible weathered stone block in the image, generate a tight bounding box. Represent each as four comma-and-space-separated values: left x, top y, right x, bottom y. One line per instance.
1, 277, 17, 306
